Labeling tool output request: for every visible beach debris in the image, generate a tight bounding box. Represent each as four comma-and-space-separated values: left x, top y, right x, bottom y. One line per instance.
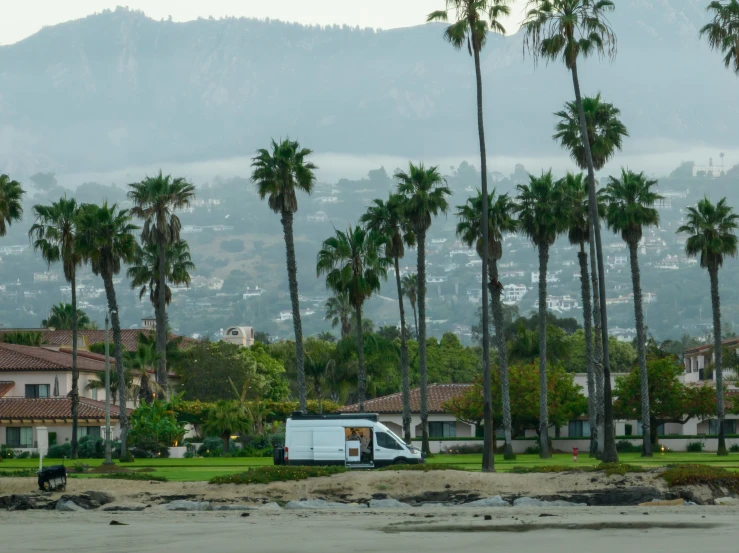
161, 500, 212, 511
109, 520, 128, 526
513, 497, 586, 507
368, 498, 411, 509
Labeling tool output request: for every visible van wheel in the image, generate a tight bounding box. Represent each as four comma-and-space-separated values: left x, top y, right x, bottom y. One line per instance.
394, 458, 408, 465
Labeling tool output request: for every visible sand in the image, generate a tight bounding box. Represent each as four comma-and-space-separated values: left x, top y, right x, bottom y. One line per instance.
1, 507, 738, 553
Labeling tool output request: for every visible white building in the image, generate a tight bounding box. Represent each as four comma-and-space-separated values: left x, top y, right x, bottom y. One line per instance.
307, 211, 329, 223
531, 271, 559, 284
503, 284, 527, 305
534, 295, 579, 311
243, 286, 265, 300
222, 326, 255, 348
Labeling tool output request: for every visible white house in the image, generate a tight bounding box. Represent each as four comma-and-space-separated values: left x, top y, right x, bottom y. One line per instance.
503, 284, 527, 305
531, 271, 559, 284
222, 326, 255, 348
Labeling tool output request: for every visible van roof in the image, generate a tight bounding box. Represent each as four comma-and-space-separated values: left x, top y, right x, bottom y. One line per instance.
289, 411, 379, 422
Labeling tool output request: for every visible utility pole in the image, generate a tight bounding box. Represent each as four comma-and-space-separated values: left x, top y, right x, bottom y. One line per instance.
103, 313, 113, 465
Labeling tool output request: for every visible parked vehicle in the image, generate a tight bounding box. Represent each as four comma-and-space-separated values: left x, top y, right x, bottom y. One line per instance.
274, 412, 424, 468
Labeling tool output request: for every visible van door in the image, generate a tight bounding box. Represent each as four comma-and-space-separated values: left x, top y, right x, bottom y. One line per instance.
289, 429, 314, 463
313, 427, 345, 464
374, 431, 405, 466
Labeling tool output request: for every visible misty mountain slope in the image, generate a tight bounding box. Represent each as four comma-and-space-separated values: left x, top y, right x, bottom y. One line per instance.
0, 1, 736, 175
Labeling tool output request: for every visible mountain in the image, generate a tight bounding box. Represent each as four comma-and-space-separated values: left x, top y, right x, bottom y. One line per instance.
0, 2, 736, 176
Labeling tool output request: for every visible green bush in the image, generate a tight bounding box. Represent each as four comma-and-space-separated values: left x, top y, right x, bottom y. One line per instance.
443, 443, 484, 455
96, 472, 168, 482
198, 437, 225, 457
686, 441, 704, 452
210, 465, 348, 485
662, 464, 739, 492
730, 444, 739, 453
47, 443, 72, 459
130, 439, 170, 458
0, 445, 16, 459
524, 444, 541, 455
77, 436, 105, 459
511, 463, 645, 476
378, 464, 467, 472
616, 440, 641, 453
0, 469, 36, 477
17, 451, 31, 459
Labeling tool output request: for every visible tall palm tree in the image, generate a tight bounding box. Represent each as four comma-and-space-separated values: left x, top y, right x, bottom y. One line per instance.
554, 94, 628, 171
701, 1, 739, 74
252, 138, 316, 413
604, 169, 661, 457
361, 194, 416, 443
128, 172, 195, 395
678, 197, 738, 456
514, 170, 567, 458
560, 172, 598, 456
41, 303, 91, 330
124, 339, 161, 405
76, 202, 138, 459
29, 197, 84, 458
324, 292, 354, 339
395, 163, 451, 455
523, 0, 619, 463
456, 190, 517, 459
428, 0, 509, 474
0, 174, 24, 237
401, 274, 419, 336
317, 225, 389, 412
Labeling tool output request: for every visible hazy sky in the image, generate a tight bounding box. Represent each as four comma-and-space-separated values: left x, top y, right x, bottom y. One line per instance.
0, 0, 528, 46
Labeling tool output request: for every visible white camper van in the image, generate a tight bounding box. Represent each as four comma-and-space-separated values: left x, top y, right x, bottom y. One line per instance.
274, 412, 424, 468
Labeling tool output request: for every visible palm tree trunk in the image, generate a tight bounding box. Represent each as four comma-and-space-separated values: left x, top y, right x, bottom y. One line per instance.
70, 270, 79, 460
417, 230, 430, 455
627, 239, 652, 457
395, 257, 412, 444
571, 60, 618, 463
102, 273, 129, 459
709, 267, 728, 456
411, 303, 418, 338
281, 211, 306, 413
489, 258, 513, 459
355, 303, 366, 412
472, 17, 494, 474
316, 378, 323, 415
537, 244, 551, 458
156, 239, 168, 397
578, 244, 597, 457
590, 237, 605, 456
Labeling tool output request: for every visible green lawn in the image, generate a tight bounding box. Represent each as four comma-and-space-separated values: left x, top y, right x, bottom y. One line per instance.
2, 452, 739, 482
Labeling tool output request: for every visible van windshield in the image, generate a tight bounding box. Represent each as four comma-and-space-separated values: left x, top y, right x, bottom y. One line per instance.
383, 428, 407, 449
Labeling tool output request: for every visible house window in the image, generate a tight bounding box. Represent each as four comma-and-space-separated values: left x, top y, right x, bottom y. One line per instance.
91, 388, 98, 401
6, 427, 33, 448
25, 384, 50, 398
79, 427, 101, 440
429, 422, 456, 438
708, 419, 737, 435
568, 420, 591, 437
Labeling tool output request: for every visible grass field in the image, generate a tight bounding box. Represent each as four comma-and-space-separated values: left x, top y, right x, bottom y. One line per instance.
2, 452, 739, 482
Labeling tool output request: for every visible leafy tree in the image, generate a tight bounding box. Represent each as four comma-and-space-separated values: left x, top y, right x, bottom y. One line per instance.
76, 202, 138, 458
553, 94, 628, 170
1, 331, 44, 346
252, 138, 317, 413
701, 1, 739, 74
564, 330, 636, 374
40, 303, 92, 330
456, 189, 517, 459
316, 225, 389, 411
401, 273, 419, 336
396, 163, 451, 455
523, 0, 619, 462
604, 169, 662, 457
128, 171, 196, 395
613, 357, 721, 446
304, 338, 337, 414
514, 170, 567, 457
678, 196, 739, 455
255, 331, 272, 345
508, 324, 572, 365
203, 400, 251, 453
128, 398, 186, 448
428, 0, 510, 473
361, 193, 416, 442
324, 292, 353, 339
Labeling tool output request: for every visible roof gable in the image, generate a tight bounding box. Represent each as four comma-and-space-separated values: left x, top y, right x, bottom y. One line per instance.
339, 383, 472, 414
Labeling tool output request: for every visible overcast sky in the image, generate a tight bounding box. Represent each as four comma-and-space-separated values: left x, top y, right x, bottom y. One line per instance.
0, 0, 528, 45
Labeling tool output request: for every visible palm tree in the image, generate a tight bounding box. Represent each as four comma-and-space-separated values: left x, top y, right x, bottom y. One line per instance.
203, 400, 251, 453
678, 197, 738, 456
324, 292, 354, 339
604, 169, 661, 457
76, 202, 138, 459
29, 197, 84, 458
428, 0, 509, 474
0, 174, 24, 237
401, 274, 419, 336
124, 338, 162, 405
128, 172, 195, 395
554, 94, 629, 171
316, 225, 389, 412
523, 0, 619, 463
252, 138, 316, 414
86, 367, 132, 406
304, 338, 337, 415
701, 1, 739, 74
561, 172, 598, 456
515, 170, 567, 458
456, 190, 517, 459
395, 163, 451, 455
361, 194, 416, 443
41, 303, 92, 330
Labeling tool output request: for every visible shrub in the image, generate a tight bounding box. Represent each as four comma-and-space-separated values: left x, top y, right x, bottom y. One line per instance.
47, 443, 72, 459
511, 463, 645, 476
730, 444, 739, 453
17, 451, 31, 459
378, 464, 467, 472
524, 444, 540, 455
662, 464, 739, 492
130, 439, 170, 459
198, 437, 225, 457
119, 452, 135, 463
686, 441, 704, 453
96, 472, 168, 482
0, 445, 15, 459
442, 443, 484, 455
77, 436, 105, 459
616, 440, 641, 453
210, 465, 348, 485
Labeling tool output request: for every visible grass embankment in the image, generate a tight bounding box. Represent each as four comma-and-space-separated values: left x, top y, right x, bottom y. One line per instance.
661, 464, 739, 493
211, 466, 348, 485
1, 453, 739, 482
510, 463, 645, 476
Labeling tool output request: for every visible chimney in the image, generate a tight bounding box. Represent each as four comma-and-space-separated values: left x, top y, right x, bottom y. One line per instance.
142, 317, 156, 330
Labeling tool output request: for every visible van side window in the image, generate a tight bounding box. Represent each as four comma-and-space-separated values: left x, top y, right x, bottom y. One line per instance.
376, 432, 402, 450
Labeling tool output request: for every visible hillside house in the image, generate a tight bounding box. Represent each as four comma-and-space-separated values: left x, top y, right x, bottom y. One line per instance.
222, 326, 255, 348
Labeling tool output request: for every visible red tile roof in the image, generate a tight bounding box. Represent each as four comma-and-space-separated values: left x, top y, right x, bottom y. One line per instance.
0, 397, 128, 421
684, 336, 739, 356
339, 384, 473, 414
0, 329, 197, 352
0, 381, 14, 398
0, 343, 108, 372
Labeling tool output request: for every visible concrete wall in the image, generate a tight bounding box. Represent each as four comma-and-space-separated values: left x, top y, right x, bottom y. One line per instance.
2, 422, 121, 450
